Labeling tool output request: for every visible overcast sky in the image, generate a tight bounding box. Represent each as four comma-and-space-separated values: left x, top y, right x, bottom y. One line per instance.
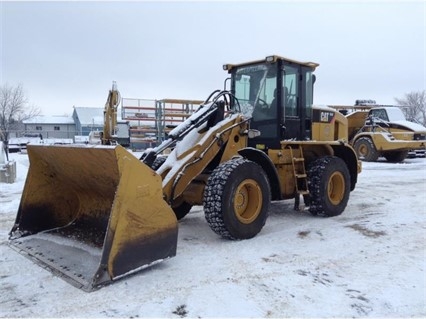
1, 1, 425, 116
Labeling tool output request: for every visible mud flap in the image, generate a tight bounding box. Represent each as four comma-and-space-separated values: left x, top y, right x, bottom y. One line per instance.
9, 144, 178, 291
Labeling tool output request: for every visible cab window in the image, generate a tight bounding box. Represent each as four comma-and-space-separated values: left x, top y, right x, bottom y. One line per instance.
370, 109, 389, 121
283, 66, 299, 117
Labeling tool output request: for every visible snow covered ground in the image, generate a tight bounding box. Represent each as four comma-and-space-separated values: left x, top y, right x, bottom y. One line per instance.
0, 152, 425, 318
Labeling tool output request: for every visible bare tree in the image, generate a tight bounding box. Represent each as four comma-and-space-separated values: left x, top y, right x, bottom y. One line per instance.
0, 83, 40, 143
395, 90, 426, 126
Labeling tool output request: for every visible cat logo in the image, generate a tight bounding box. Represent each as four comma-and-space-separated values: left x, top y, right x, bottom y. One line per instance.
320, 111, 335, 123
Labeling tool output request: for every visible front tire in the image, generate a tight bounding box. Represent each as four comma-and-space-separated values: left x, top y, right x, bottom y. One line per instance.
354, 137, 379, 162
203, 158, 270, 240
307, 156, 351, 217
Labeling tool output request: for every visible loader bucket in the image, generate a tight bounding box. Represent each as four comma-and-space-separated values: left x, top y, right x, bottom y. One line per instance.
9, 144, 178, 291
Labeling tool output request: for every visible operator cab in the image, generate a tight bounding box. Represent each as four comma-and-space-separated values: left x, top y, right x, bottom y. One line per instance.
224, 55, 318, 151
369, 107, 406, 122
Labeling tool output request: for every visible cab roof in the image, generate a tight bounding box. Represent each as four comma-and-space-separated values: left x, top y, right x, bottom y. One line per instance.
223, 55, 320, 72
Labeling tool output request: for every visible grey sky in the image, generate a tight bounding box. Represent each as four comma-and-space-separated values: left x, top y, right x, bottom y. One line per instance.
1, 1, 425, 116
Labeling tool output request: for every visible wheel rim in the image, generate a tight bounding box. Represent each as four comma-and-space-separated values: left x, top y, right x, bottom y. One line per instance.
234, 179, 262, 224
328, 171, 345, 205
358, 144, 368, 157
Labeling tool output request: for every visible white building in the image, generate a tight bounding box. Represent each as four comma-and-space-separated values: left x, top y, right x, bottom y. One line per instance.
23, 115, 76, 139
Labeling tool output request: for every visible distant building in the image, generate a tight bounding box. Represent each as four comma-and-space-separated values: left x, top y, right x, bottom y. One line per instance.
23, 115, 76, 139
72, 107, 104, 136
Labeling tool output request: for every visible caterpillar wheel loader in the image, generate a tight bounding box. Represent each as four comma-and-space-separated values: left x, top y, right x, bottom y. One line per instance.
9, 55, 361, 291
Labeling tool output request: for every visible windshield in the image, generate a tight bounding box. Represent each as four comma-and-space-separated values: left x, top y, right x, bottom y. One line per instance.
233, 63, 277, 118
384, 107, 406, 121
370, 107, 406, 122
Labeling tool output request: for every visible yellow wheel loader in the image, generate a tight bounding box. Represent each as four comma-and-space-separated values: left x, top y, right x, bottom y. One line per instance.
9, 55, 361, 291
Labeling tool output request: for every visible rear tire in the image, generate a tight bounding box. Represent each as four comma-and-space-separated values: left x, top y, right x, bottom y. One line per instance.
307, 156, 350, 217
354, 137, 379, 162
203, 158, 270, 240
383, 151, 408, 163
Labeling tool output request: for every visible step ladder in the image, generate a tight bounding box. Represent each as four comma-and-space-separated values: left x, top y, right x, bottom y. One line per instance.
288, 145, 309, 211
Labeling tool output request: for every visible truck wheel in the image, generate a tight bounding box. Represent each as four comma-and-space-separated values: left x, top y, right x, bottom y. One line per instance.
307, 156, 350, 217
383, 151, 408, 163
203, 158, 270, 240
354, 137, 379, 162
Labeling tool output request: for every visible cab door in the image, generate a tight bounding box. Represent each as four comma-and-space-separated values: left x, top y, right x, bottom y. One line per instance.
281, 64, 314, 141
281, 65, 301, 140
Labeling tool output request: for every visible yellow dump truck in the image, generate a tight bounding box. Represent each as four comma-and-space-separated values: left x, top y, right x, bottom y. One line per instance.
330, 100, 426, 162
